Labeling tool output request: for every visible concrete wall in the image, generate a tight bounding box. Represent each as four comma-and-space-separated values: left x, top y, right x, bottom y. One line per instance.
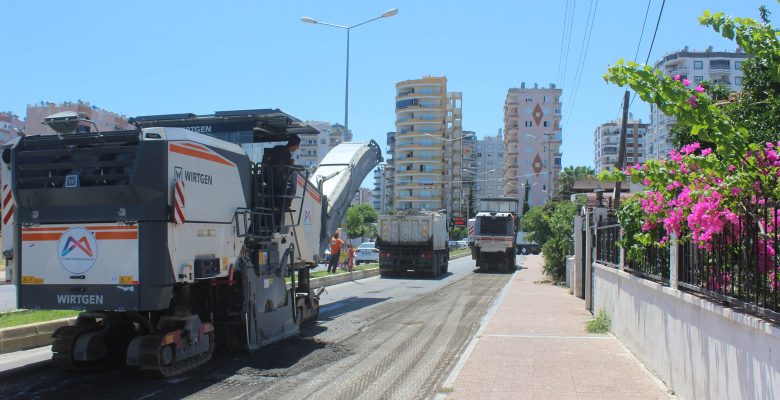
593, 263, 780, 400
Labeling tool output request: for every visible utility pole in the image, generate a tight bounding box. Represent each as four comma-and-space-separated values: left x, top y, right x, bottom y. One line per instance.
613, 90, 630, 208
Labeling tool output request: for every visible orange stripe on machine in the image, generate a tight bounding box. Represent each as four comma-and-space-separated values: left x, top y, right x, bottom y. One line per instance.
169, 143, 235, 167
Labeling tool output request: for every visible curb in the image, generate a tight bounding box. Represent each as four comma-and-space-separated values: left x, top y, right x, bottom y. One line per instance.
0, 317, 74, 354
0, 252, 471, 355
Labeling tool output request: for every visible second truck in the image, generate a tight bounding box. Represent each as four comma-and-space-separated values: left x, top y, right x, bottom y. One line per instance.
470, 198, 518, 273
376, 210, 449, 277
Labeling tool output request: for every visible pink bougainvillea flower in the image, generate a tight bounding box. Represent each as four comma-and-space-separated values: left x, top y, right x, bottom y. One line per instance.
728, 165, 736, 171
673, 74, 680, 81
695, 84, 705, 93
689, 95, 698, 108
767, 142, 775, 149
682, 78, 691, 86
681, 142, 701, 155
701, 148, 713, 156
642, 178, 651, 186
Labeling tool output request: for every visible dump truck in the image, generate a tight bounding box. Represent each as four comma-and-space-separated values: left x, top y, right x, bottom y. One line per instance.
6, 109, 381, 376
471, 198, 518, 273
376, 210, 449, 277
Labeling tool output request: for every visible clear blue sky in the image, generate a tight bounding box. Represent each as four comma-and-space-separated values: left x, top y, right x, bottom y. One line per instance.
1, 0, 776, 176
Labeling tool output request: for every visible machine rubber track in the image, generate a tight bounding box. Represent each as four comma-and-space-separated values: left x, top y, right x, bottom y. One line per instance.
136, 332, 215, 378
51, 324, 105, 371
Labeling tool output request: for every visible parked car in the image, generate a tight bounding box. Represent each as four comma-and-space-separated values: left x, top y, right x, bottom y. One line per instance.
448, 240, 458, 248
355, 242, 379, 265
456, 240, 468, 248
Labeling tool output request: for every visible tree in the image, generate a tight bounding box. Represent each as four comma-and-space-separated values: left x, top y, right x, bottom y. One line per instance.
556, 166, 596, 200
519, 202, 578, 281
467, 187, 477, 217
344, 204, 379, 242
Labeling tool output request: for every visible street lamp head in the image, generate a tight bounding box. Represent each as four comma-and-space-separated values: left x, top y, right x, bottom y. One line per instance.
301, 17, 317, 24
382, 9, 399, 18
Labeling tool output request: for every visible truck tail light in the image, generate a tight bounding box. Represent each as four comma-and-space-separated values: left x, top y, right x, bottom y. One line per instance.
421, 251, 432, 259
381, 251, 391, 257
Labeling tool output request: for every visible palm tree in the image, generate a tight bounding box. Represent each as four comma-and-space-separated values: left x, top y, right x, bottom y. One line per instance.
557, 166, 596, 200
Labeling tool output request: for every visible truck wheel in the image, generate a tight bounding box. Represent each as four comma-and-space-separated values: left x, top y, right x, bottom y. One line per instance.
430, 254, 439, 277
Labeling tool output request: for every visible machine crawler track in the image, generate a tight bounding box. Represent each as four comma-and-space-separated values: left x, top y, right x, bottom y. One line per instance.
135, 331, 215, 378
51, 324, 105, 371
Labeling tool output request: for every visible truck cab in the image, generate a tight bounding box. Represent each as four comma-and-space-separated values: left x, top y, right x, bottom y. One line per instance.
472, 198, 518, 273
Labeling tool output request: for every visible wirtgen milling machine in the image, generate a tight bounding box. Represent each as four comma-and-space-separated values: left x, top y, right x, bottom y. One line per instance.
3, 110, 381, 376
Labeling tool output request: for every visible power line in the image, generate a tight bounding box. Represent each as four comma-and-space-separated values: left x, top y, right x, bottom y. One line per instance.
629, 0, 667, 108
644, 0, 666, 65
564, 0, 600, 120
556, 0, 572, 84
633, 0, 654, 63
560, 0, 578, 91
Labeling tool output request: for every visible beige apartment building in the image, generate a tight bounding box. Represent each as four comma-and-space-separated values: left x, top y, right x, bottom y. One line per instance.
25, 100, 133, 135
593, 118, 648, 173
503, 83, 562, 207
391, 76, 466, 216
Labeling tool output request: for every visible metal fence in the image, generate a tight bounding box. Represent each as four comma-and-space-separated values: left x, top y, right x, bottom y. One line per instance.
595, 221, 620, 268
678, 205, 780, 321
595, 204, 780, 322
625, 228, 670, 284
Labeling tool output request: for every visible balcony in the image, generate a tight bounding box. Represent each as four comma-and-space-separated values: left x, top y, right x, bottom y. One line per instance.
395, 169, 442, 177
396, 91, 444, 100
394, 156, 442, 164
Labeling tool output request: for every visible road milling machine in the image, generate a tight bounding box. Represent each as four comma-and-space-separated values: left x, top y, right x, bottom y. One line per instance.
2, 110, 381, 376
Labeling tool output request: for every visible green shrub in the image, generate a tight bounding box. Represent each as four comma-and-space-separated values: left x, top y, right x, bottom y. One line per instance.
586, 309, 611, 333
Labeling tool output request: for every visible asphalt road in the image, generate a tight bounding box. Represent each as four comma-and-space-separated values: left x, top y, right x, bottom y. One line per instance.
0, 254, 516, 400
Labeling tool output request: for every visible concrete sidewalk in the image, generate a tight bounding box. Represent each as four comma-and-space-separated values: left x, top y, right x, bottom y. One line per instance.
443, 255, 675, 400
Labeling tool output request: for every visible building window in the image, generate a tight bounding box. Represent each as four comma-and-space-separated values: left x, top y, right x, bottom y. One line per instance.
735, 61, 743, 70
554, 157, 561, 166
679, 74, 688, 80
694, 75, 703, 83
525, 96, 533, 102
710, 59, 730, 69
735, 76, 743, 85
694, 61, 703, 70
320, 139, 327, 144
627, 157, 634, 163
544, 96, 551, 103
543, 121, 550, 127
524, 121, 533, 127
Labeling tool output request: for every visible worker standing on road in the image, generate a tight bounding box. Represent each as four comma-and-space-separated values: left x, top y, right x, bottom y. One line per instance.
328, 231, 344, 273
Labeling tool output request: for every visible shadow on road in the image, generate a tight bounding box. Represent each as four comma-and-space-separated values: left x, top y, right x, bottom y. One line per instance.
379, 271, 454, 281
317, 296, 390, 322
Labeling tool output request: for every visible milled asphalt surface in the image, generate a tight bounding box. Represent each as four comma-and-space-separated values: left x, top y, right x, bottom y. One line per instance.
0, 252, 513, 400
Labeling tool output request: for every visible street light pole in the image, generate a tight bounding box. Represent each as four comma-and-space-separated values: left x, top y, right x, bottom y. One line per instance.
301, 9, 398, 136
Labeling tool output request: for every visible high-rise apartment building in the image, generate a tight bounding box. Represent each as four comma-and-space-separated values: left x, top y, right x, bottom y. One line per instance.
503, 83, 562, 207
475, 131, 505, 209
593, 118, 648, 173
300, 121, 352, 168
393, 77, 466, 215
25, 100, 133, 135
648, 47, 749, 160
351, 187, 372, 206
0, 112, 24, 144
372, 164, 388, 213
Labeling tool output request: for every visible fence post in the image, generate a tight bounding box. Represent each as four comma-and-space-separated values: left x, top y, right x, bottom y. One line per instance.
619, 246, 625, 271
669, 232, 678, 290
